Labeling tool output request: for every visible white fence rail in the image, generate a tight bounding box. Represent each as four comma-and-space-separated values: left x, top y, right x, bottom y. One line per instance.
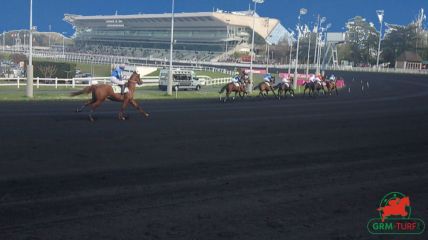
205, 77, 232, 86
0, 76, 159, 88
0, 76, 232, 88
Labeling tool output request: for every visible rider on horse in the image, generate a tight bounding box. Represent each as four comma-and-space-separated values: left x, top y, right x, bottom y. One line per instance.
232, 75, 241, 87
263, 73, 274, 86
110, 64, 126, 95
309, 74, 320, 84
328, 74, 336, 82
281, 76, 291, 88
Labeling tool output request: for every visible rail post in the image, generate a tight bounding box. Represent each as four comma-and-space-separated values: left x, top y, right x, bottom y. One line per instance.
36, 77, 40, 88
17, 77, 20, 89
72, 78, 75, 88
55, 77, 58, 89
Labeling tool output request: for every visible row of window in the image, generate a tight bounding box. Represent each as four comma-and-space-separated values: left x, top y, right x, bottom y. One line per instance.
79, 30, 227, 39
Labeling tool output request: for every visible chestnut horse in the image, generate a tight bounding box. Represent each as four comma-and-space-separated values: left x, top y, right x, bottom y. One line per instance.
218, 77, 249, 102
254, 77, 277, 98
71, 71, 149, 122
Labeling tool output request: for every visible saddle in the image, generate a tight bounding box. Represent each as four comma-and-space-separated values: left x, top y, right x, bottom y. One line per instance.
112, 85, 129, 94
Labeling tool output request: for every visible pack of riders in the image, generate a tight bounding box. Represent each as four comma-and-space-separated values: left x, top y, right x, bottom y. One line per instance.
309, 74, 322, 84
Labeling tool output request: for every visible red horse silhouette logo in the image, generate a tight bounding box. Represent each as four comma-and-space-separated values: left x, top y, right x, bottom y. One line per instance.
377, 196, 410, 222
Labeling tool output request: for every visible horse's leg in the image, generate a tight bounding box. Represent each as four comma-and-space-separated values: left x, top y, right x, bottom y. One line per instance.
88, 99, 103, 122
270, 87, 277, 99
225, 91, 230, 103
76, 99, 94, 113
77, 91, 96, 112
130, 99, 149, 118
119, 98, 130, 120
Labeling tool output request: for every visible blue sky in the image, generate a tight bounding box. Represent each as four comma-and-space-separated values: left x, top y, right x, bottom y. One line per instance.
1, 0, 427, 35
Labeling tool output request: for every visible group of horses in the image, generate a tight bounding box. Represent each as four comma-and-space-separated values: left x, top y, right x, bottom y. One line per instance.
219, 75, 340, 102
70, 71, 340, 121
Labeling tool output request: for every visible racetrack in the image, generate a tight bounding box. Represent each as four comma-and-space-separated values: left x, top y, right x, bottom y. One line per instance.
0, 71, 427, 240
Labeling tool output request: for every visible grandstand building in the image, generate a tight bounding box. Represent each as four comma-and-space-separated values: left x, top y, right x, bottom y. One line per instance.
64, 10, 290, 58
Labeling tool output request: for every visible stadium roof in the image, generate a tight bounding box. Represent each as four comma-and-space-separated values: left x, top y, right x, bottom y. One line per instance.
64, 11, 287, 43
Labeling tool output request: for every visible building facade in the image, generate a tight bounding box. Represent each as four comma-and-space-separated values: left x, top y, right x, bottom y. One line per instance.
64, 10, 290, 53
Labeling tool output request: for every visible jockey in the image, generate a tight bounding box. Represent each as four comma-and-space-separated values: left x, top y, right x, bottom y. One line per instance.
264, 73, 273, 83
309, 74, 321, 85
232, 75, 240, 86
240, 70, 249, 81
281, 76, 290, 88
111, 64, 126, 95
328, 74, 336, 82
309, 74, 316, 83
263, 74, 274, 87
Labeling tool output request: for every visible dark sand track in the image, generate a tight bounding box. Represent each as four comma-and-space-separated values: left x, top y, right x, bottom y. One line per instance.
0, 72, 427, 239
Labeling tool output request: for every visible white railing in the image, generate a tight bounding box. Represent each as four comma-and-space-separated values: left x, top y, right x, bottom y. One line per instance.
0, 76, 232, 88
0, 76, 159, 88
205, 77, 232, 86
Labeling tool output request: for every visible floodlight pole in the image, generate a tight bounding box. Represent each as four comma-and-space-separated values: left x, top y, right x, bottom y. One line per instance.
293, 9, 307, 90
288, 39, 293, 74
376, 10, 384, 70
48, 24, 51, 48
250, 1, 257, 92
167, 0, 175, 96
62, 32, 67, 57
313, 15, 320, 65
306, 29, 312, 75
2, 31, 5, 51
26, 0, 33, 98
265, 18, 269, 73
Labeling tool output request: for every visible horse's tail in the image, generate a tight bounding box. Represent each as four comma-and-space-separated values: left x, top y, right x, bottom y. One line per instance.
70, 86, 93, 97
219, 84, 227, 94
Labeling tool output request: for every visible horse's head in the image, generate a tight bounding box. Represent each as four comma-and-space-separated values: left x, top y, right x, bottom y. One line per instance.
129, 71, 142, 85
400, 196, 410, 206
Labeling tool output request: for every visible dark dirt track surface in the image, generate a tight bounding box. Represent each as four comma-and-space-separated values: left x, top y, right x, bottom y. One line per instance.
0, 71, 428, 240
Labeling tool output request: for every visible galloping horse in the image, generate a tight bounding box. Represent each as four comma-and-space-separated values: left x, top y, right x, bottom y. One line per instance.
219, 77, 249, 102
274, 78, 295, 99
303, 80, 326, 97
254, 77, 277, 98
71, 71, 149, 122
314, 81, 327, 96
325, 80, 339, 96
303, 81, 315, 97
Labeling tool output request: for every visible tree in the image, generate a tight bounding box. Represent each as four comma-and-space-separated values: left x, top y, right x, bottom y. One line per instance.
343, 16, 379, 65
382, 24, 420, 65
270, 39, 292, 64
37, 65, 57, 78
